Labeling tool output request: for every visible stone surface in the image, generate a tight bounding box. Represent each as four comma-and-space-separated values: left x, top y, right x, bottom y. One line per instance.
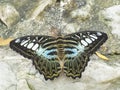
0, 3, 20, 27
0, 62, 16, 90
99, 5, 120, 55
100, 5, 120, 37
0, 0, 120, 90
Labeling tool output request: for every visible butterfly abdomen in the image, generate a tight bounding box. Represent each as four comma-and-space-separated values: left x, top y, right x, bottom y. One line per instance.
56, 37, 65, 60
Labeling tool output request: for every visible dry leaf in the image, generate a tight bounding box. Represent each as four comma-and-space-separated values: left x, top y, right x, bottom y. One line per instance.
0, 37, 13, 46
96, 52, 109, 60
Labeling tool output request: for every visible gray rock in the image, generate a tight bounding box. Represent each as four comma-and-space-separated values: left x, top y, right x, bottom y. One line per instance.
0, 62, 16, 90
0, 0, 120, 90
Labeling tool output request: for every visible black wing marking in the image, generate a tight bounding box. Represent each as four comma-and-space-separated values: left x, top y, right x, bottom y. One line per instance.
10, 35, 54, 59
10, 31, 108, 80
63, 31, 108, 79
65, 31, 108, 56
10, 35, 62, 80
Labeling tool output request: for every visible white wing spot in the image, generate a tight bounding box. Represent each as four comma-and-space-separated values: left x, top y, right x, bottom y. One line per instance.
20, 40, 29, 46
38, 37, 43, 42
24, 43, 28, 47
97, 32, 102, 36
90, 34, 98, 39
33, 39, 36, 42
91, 38, 95, 41
79, 33, 82, 36
15, 39, 20, 43
75, 34, 80, 38
27, 37, 30, 39
85, 38, 92, 44
27, 43, 34, 49
36, 37, 38, 40
81, 40, 88, 46
32, 43, 39, 50
87, 32, 90, 35
82, 35, 86, 38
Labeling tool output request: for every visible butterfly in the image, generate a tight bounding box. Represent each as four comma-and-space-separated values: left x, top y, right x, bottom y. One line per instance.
10, 31, 108, 80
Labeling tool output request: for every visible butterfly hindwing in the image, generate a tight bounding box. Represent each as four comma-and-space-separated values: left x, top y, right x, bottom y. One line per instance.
64, 55, 89, 78
33, 55, 61, 80
63, 31, 108, 79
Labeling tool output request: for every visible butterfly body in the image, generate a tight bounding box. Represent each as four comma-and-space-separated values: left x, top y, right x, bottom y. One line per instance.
10, 31, 108, 80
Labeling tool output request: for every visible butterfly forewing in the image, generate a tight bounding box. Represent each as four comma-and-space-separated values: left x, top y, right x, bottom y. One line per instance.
10, 31, 108, 80
10, 35, 51, 59
65, 31, 108, 56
